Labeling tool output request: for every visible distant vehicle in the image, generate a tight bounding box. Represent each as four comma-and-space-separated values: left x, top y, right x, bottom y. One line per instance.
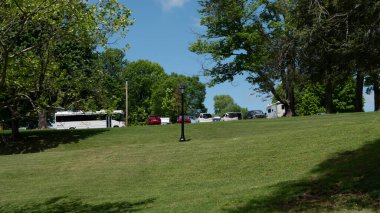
54, 110, 125, 130
147, 115, 161, 125
212, 116, 221, 122
189, 116, 197, 123
246, 110, 266, 119
160, 117, 171, 125
221, 112, 242, 121
177, 115, 191, 123
19, 122, 38, 130
197, 113, 213, 123
266, 102, 286, 118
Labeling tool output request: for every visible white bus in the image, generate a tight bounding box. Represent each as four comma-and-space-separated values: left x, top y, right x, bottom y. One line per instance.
54, 110, 125, 130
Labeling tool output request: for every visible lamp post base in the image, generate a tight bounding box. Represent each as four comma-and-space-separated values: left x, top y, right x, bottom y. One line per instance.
179, 136, 186, 142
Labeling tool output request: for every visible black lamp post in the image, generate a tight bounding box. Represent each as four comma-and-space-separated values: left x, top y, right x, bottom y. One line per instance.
179, 84, 186, 142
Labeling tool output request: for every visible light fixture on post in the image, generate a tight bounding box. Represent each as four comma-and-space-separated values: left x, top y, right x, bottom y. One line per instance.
179, 84, 186, 142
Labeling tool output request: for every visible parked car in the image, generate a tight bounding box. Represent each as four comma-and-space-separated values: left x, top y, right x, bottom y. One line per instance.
160, 117, 171, 125
197, 113, 213, 123
146, 115, 161, 125
212, 116, 221, 122
246, 110, 266, 119
177, 115, 191, 123
221, 112, 242, 121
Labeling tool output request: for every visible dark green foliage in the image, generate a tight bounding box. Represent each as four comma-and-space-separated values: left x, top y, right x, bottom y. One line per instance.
295, 83, 325, 116
150, 73, 207, 122
118, 61, 207, 124
293, 80, 356, 115
0, 0, 133, 135
295, 0, 380, 112
97, 48, 128, 111
333, 79, 357, 113
191, 0, 307, 116
122, 60, 166, 124
193, 0, 380, 115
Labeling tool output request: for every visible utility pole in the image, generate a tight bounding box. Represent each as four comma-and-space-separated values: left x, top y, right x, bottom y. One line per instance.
125, 81, 128, 127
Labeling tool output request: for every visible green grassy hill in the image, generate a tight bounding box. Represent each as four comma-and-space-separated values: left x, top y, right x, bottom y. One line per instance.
1, 113, 380, 212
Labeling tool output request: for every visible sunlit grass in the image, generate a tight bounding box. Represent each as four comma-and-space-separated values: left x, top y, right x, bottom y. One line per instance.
1, 112, 380, 212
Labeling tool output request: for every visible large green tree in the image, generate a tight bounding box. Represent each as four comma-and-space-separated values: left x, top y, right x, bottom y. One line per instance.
213, 95, 235, 115
3, 21, 100, 131
295, 0, 380, 112
213, 95, 247, 117
150, 73, 207, 122
190, 0, 300, 117
294, 80, 357, 116
0, 0, 133, 90
0, 0, 133, 136
97, 48, 128, 111
122, 60, 166, 124
121, 60, 207, 124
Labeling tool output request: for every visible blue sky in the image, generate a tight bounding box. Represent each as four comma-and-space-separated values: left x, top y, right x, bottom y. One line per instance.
112, 0, 373, 113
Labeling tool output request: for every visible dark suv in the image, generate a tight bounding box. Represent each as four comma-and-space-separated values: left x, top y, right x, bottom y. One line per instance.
246, 110, 266, 119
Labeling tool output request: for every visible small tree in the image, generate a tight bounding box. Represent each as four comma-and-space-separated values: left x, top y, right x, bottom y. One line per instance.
213, 95, 247, 117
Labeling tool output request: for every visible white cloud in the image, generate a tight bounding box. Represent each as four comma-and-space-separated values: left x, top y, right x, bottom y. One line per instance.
160, 0, 189, 11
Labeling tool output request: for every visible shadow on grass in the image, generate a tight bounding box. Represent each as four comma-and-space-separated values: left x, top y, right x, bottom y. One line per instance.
226, 139, 380, 212
0, 129, 109, 155
0, 196, 155, 213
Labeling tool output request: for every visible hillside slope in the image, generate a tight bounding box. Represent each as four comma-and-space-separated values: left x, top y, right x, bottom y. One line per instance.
1, 113, 379, 212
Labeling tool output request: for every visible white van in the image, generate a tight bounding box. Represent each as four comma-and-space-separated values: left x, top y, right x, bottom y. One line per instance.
221, 112, 242, 121
266, 102, 286, 118
197, 113, 213, 123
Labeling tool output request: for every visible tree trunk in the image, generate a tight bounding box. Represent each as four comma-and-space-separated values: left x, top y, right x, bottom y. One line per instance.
38, 110, 48, 129
283, 90, 296, 117
9, 106, 21, 139
286, 87, 296, 117
283, 103, 292, 117
269, 85, 295, 116
282, 63, 296, 117
325, 81, 334, 114
355, 69, 364, 112
374, 80, 380, 111
11, 118, 20, 139
0, 49, 9, 89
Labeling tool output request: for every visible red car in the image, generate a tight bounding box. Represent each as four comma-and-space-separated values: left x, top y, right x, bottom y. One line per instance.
177, 115, 191, 124
147, 115, 161, 125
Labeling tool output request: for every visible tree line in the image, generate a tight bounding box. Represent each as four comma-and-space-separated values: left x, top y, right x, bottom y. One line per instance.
190, 0, 380, 116
0, 0, 206, 138
101, 53, 207, 125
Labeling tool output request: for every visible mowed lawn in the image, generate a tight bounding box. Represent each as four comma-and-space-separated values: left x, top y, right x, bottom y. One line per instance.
1, 113, 380, 212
